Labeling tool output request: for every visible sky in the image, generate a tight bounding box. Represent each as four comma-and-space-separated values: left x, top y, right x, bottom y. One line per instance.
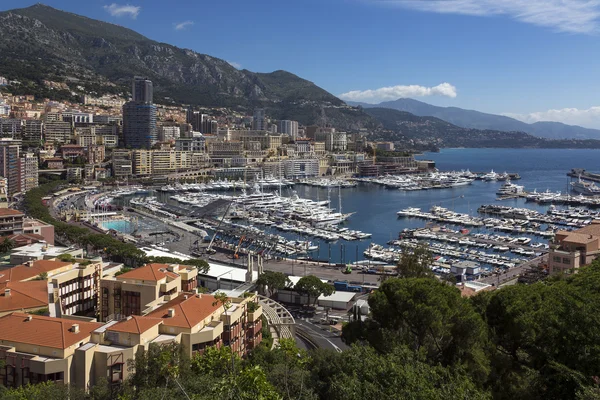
2, 0, 600, 128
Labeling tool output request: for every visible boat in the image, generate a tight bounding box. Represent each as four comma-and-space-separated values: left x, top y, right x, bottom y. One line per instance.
570, 178, 600, 196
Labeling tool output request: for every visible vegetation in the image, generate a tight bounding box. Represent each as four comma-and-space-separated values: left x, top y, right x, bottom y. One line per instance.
294, 275, 335, 306
256, 271, 292, 297
395, 243, 434, 279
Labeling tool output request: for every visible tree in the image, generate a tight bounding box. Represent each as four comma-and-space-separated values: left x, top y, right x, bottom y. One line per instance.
396, 243, 434, 279
257, 271, 292, 297
0, 237, 15, 254
294, 275, 334, 306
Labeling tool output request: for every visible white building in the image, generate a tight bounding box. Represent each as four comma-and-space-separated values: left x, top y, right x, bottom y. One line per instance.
325, 131, 347, 152
158, 125, 181, 141
278, 120, 299, 140
284, 158, 319, 179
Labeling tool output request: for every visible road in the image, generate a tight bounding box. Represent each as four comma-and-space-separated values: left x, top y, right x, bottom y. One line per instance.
479, 254, 547, 285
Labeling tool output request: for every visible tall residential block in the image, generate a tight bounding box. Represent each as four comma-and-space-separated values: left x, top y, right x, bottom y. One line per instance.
278, 120, 299, 140
252, 108, 266, 131
0, 139, 21, 196
122, 77, 157, 149
18, 153, 38, 194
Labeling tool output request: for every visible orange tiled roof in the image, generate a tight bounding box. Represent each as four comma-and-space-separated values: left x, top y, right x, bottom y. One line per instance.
0, 260, 72, 283
107, 315, 163, 334
146, 293, 221, 329
0, 281, 48, 312
0, 209, 23, 217
116, 263, 184, 282
0, 312, 102, 349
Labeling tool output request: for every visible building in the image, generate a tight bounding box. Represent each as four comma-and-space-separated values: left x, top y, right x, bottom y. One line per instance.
45, 158, 64, 169
132, 149, 206, 175
0, 289, 262, 390
158, 125, 180, 141
122, 77, 157, 149
283, 158, 319, 179
278, 120, 299, 140
67, 167, 82, 181
0, 139, 21, 196
175, 133, 205, 152
18, 153, 38, 194
23, 218, 55, 245
44, 121, 72, 144
9, 243, 83, 265
202, 119, 218, 135
252, 109, 266, 131
0, 119, 22, 139
112, 150, 133, 178
548, 222, 600, 274
186, 109, 205, 132
207, 141, 244, 158
86, 145, 105, 165
59, 144, 85, 162
22, 120, 43, 143
122, 102, 157, 149
238, 131, 282, 151
99, 263, 199, 322
325, 131, 347, 152
0, 208, 23, 236
132, 76, 153, 103
376, 142, 395, 151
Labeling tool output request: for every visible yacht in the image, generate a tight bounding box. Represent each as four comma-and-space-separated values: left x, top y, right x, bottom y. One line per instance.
571, 178, 600, 196
497, 179, 524, 195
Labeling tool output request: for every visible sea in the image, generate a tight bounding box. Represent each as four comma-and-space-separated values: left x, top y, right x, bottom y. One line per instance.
286, 148, 600, 264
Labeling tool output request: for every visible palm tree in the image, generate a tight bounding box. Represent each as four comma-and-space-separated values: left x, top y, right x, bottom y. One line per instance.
0, 238, 16, 254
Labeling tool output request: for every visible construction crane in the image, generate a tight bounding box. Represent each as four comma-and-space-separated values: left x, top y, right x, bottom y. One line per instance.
230, 235, 245, 259
205, 200, 234, 255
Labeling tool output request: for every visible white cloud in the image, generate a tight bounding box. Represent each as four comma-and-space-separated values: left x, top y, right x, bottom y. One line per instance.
103, 3, 140, 19
174, 21, 194, 31
505, 106, 600, 129
227, 61, 242, 69
339, 82, 457, 103
369, 0, 600, 34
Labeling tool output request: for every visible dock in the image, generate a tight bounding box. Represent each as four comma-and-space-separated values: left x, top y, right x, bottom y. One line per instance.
567, 168, 600, 183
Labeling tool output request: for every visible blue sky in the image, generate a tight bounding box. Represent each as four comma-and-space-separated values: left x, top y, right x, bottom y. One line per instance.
3, 0, 600, 128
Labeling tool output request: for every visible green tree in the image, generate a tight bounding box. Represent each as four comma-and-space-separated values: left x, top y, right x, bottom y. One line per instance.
294, 275, 335, 306
0, 237, 16, 254
257, 271, 292, 297
396, 243, 434, 278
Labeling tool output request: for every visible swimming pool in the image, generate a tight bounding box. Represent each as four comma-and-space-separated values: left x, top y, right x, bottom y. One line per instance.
102, 220, 133, 233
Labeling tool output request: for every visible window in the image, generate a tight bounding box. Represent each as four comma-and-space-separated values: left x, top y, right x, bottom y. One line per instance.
563, 258, 571, 265
108, 363, 123, 383
553, 256, 561, 263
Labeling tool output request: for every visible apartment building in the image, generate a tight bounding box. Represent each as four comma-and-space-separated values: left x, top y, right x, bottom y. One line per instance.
283, 158, 319, 179
22, 120, 43, 143
112, 150, 133, 178
548, 222, 600, 274
0, 139, 21, 196
0, 290, 262, 390
0, 119, 22, 139
18, 153, 38, 194
22, 218, 55, 245
44, 121, 72, 144
132, 149, 206, 175
207, 141, 243, 158
86, 144, 105, 165
0, 208, 24, 235
99, 263, 198, 322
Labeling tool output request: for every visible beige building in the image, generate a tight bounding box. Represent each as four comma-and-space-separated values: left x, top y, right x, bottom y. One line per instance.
0, 291, 262, 390
132, 150, 206, 176
99, 263, 198, 322
548, 222, 600, 274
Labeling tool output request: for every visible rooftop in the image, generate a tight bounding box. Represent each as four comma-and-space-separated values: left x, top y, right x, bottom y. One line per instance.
145, 293, 221, 329
0, 259, 72, 283
116, 263, 193, 282
0, 281, 48, 312
0, 208, 24, 217
107, 315, 163, 334
0, 312, 102, 350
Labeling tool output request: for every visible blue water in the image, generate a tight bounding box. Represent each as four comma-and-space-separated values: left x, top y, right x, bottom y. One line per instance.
102, 220, 133, 233
288, 148, 600, 263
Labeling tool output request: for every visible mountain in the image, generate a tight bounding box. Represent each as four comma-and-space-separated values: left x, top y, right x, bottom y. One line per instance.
0, 4, 375, 130
350, 98, 600, 140
363, 107, 600, 149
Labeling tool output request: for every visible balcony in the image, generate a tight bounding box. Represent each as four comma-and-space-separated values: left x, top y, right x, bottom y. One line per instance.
247, 306, 262, 322
220, 304, 244, 325
192, 320, 223, 343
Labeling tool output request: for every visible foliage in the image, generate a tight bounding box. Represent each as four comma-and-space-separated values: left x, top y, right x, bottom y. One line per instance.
0, 237, 16, 254
114, 267, 132, 276
396, 243, 434, 278
257, 271, 292, 297
294, 275, 335, 306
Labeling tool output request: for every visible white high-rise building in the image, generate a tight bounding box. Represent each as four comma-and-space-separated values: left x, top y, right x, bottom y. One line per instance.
278, 120, 299, 140
252, 109, 266, 131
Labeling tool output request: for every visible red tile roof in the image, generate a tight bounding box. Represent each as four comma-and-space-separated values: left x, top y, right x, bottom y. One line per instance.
0, 312, 102, 349
0, 208, 24, 217
0, 260, 72, 283
116, 263, 188, 282
0, 281, 48, 312
107, 315, 162, 334
146, 293, 220, 329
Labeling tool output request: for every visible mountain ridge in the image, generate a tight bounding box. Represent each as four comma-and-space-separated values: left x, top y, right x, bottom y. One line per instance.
0, 4, 376, 130
348, 98, 600, 140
